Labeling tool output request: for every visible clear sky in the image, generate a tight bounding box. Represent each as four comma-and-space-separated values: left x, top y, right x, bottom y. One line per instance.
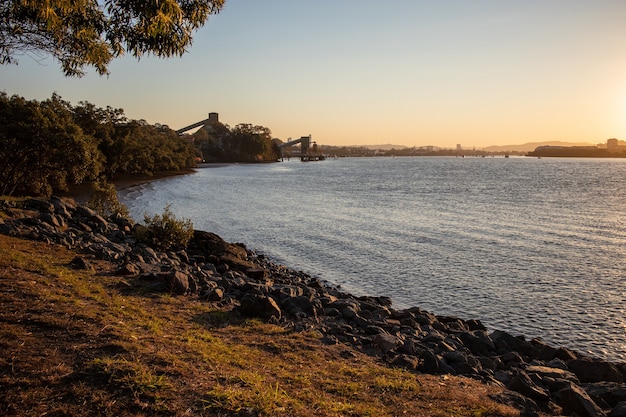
2, 0, 626, 148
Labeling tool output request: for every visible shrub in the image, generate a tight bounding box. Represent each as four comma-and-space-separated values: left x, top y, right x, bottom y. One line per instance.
136, 205, 194, 251
88, 178, 130, 219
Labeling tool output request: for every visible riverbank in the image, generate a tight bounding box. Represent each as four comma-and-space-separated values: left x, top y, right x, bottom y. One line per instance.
58, 168, 198, 204
2, 199, 626, 415
0, 198, 521, 416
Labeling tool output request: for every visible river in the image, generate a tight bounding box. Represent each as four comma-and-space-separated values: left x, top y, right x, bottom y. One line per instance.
120, 156, 626, 362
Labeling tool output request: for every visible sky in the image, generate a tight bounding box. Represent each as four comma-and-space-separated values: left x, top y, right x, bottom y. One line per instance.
2, 0, 626, 149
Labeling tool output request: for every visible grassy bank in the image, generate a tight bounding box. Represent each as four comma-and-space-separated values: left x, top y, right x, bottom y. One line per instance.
0, 233, 520, 416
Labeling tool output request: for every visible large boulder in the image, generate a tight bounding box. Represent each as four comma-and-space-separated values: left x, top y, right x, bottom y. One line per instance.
188, 230, 255, 271
239, 294, 281, 321
165, 271, 190, 295
570, 359, 624, 383
559, 382, 606, 417
508, 371, 550, 403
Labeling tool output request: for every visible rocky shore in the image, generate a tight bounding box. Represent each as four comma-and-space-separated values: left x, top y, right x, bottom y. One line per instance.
1, 197, 625, 417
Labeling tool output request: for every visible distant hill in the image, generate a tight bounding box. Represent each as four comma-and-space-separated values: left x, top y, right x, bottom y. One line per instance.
355, 144, 408, 151
483, 141, 596, 153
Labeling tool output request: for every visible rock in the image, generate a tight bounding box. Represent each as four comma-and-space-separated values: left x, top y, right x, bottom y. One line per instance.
239, 294, 281, 320
458, 330, 495, 355
373, 333, 398, 352
570, 359, 624, 383
246, 268, 267, 279
165, 271, 190, 295
418, 350, 442, 374
207, 288, 224, 302
559, 382, 606, 417
116, 262, 140, 276
585, 382, 626, 408
490, 390, 542, 417
508, 371, 550, 403
188, 230, 255, 271
39, 212, 62, 229
444, 351, 480, 375
69, 256, 94, 272
390, 354, 419, 370
465, 319, 487, 331
526, 365, 579, 384
555, 346, 578, 361
109, 212, 133, 231
609, 402, 626, 417
491, 330, 536, 357
24, 198, 55, 213
531, 338, 559, 361
280, 295, 318, 319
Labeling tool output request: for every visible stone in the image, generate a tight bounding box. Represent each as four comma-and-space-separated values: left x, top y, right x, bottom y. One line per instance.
491, 330, 536, 356
559, 382, 606, 417
508, 371, 550, 403
281, 295, 318, 319
531, 338, 559, 361
246, 267, 267, 279
390, 354, 419, 370
207, 288, 224, 302
526, 365, 579, 383
115, 263, 140, 276
69, 256, 94, 272
373, 333, 398, 352
570, 359, 624, 383
418, 350, 441, 374
444, 351, 480, 375
555, 347, 578, 361
239, 294, 281, 320
165, 271, 190, 295
490, 390, 541, 417
39, 212, 62, 229
609, 402, 626, 417
24, 198, 55, 213
585, 382, 626, 408
458, 330, 495, 355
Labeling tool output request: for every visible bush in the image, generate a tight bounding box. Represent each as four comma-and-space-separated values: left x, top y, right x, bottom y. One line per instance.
136, 205, 194, 251
88, 178, 130, 219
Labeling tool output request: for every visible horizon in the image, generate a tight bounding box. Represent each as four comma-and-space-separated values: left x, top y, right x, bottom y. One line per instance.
1, 1, 625, 148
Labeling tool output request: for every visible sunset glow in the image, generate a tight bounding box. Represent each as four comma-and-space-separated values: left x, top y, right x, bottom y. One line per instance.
2, 0, 625, 148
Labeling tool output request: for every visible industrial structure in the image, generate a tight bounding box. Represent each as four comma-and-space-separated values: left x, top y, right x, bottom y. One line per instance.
177, 113, 325, 162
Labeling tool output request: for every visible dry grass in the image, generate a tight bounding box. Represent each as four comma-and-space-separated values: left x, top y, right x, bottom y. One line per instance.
0, 233, 520, 416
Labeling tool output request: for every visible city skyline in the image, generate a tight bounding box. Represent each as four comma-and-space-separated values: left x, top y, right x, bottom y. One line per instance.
1, 0, 626, 148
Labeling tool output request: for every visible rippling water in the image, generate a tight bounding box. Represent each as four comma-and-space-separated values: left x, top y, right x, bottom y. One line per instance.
120, 157, 626, 362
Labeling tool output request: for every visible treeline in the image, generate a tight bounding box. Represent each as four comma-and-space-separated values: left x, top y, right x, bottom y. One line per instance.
0, 93, 197, 197
192, 122, 280, 163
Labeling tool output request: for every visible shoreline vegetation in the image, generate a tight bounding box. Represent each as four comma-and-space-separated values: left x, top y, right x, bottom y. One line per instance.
1, 193, 626, 416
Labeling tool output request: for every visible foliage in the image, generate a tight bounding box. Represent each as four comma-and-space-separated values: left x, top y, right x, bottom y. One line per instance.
0, 92, 101, 197
106, 120, 196, 177
0, 0, 225, 76
87, 178, 129, 218
195, 122, 280, 162
0, 93, 197, 197
136, 205, 194, 251
192, 118, 231, 162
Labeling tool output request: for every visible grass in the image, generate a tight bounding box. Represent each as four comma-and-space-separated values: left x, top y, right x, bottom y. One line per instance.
0, 233, 521, 416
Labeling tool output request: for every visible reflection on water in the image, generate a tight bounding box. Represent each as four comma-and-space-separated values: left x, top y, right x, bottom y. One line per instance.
121, 157, 626, 361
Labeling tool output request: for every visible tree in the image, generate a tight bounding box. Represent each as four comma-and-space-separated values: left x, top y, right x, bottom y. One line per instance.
0, 0, 225, 76
223, 123, 278, 162
0, 93, 101, 196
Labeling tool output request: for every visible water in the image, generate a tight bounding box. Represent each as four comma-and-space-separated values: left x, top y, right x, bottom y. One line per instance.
120, 157, 626, 362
